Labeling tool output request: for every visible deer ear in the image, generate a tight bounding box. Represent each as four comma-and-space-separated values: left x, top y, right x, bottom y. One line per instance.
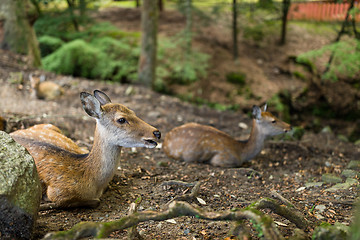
80, 92, 102, 119
94, 90, 111, 106
252, 105, 262, 120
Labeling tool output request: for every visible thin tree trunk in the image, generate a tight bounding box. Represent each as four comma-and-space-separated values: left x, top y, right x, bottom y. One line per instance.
138, 0, 158, 88
232, 0, 238, 60
0, 0, 41, 67
66, 0, 79, 32
324, 0, 355, 75
280, 0, 290, 45
79, 0, 87, 19
185, 0, 192, 57
135, 0, 140, 8
158, 0, 164, 12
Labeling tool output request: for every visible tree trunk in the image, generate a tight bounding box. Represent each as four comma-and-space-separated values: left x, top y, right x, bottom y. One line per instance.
158, 0, 164, 12
135, 0, 140, 8
66, 0, 79, 32
185, 0, 192, 57
138, 0, 158, 88
0, 0, 41, 67
232, 0, 238, 60
324, 0, 355, 75
280, 0, 290, 45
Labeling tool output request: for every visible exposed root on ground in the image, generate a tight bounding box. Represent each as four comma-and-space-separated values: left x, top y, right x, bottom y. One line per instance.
42, 187, 311, 240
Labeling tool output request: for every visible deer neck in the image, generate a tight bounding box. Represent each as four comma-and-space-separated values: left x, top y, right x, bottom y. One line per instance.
84, 124, 122, 190
239, 119, 266, 162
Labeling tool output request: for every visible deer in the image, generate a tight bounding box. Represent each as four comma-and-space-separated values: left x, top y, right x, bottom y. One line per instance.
10, 90, 161, 210
163, 105, 291, 168
29, 74, 64, 100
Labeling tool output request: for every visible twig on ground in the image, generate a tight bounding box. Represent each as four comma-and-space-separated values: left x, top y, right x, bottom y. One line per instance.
161, 180, 201, 205
270, 190, 295, 208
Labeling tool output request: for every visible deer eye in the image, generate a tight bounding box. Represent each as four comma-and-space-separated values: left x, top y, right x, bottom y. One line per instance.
117, 118, 127, 124
272, 120, 276, 124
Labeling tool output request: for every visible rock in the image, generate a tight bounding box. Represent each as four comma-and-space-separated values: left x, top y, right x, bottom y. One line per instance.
325, 181, 356, 192
312, 222, 349, 240
321, 173, 342, 184
0, 131, 41, 240
305, 182, 324, 188
315, 204, 326, 213
345, 178, 358, 185
147, 111, 161, 119
347, 160, 360, 171
341, 169, 359, 178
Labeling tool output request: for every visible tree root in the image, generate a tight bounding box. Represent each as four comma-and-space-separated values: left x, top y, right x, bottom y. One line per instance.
42, 184, 311, 240
41, 195, 312, 240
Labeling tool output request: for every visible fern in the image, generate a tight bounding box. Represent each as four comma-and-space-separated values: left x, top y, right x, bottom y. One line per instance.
297, 39, 360, 81
42, 39, 110, 79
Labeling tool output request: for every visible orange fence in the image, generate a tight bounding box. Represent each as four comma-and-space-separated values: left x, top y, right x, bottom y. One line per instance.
288, 2, 360, 22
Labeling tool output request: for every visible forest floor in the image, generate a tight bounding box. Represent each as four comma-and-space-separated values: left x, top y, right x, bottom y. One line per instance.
0, 7, 359, 240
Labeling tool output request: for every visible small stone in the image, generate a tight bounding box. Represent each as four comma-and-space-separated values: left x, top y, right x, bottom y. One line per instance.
322, 173, 342, 184
341, 169, 359, 178
305, 182, 324, 188
325, 183, 352, 192
314, 213, 325, 220
157, 161, 168, 167
347, 161, 360, 170
238, 122, 248, 129
315, 205, 326, 213
296, 186, 306, 192
147, 111, 161, 119
165, 219, 177, 224
345, 178, 358, 185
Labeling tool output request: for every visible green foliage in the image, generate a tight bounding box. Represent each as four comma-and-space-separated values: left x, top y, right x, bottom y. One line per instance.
268, 91, 291, 123
42, 39, 109, 79
226, 72, 246, 86
243, 19, 279, 44
250, 219, 264, 238
66, 22, 140, 43
42, 36, 140, 82
91, 37, 139, 81
34, 12, 81, 39
35, 5, 209, 87
297, 39, 360, 82
38, 35, 64, 57
293, 71, 306, 80
157, 38, 209, 85
312, 222, 349, 240
177, 93, 239, 111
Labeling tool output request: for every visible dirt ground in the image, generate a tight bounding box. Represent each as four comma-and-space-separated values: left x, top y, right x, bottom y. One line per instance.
0, 6, 359, 240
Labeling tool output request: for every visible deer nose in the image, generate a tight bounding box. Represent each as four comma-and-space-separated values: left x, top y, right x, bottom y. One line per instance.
153, 130, 161, 139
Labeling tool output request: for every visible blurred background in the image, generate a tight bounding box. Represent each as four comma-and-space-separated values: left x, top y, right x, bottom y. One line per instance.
0, 0, 359, 143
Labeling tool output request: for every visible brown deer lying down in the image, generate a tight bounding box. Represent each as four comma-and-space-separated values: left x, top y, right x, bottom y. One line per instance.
163, 105, 291, 167
11, 90, 161, 210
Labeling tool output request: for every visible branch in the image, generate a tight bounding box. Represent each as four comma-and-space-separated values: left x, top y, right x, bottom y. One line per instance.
252, 197, 309, 230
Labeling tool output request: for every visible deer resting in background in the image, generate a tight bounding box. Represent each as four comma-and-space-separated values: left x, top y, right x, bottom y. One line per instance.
163, 105, 291, 167
10, 90, 161, 210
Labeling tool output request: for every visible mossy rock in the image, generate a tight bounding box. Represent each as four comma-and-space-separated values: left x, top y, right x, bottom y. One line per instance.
0, 131, 41, 239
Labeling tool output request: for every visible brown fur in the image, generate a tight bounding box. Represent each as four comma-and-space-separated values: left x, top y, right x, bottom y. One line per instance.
163, 106, 291, 167
10, 90, 160, 209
